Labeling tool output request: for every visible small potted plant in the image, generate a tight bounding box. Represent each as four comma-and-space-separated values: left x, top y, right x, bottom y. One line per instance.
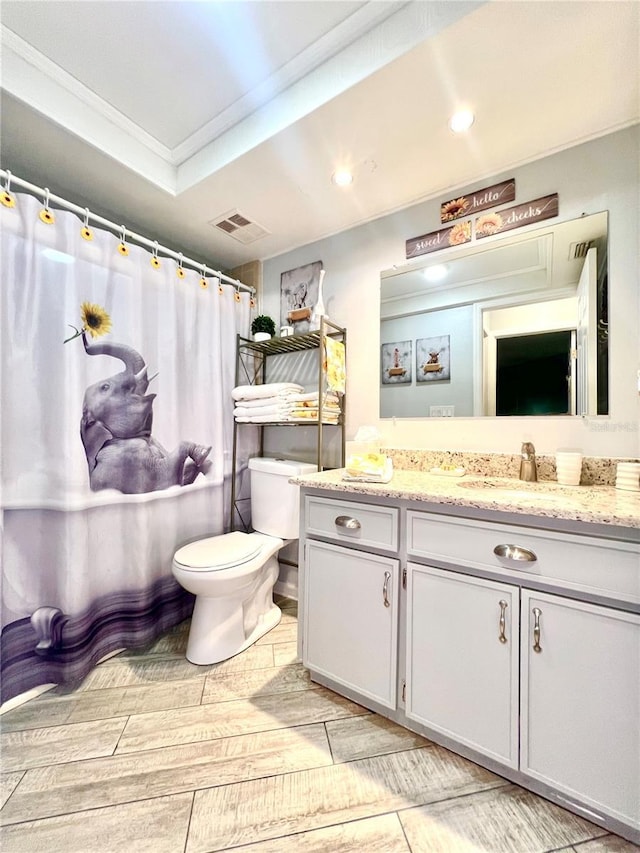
251, 314, 276, 342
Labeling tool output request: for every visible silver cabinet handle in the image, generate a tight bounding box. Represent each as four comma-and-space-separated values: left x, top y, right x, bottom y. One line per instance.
382, 571, 391, 607
498, 600, 508, 644
532, 607, 542, 653
335, 515, 361, 530
493, 544, 537, 563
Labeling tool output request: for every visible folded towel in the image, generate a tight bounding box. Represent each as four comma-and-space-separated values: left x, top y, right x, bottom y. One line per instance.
232, 382, 304, 402
299, 399, 340, 410
289, 407, 340, 418
234, 395, 299, 410
323, 337, 346, 394
233, 403, 297, 417
289, 415, 340, 424
235, 414, 294, 423
343, 453, 393, 483
291, 390, 340, 403
235, 413, 340, 424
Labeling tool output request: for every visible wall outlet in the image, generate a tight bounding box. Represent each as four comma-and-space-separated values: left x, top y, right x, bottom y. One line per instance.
429, 406, 443, 417
441, 406, 455, 417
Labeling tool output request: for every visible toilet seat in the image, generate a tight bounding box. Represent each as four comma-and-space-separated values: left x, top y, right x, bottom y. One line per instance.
173, 532, 262, 572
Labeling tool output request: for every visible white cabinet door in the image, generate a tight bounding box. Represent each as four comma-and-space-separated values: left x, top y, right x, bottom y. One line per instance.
406, 563, 519, 768
521, 590, 640, 830
303, 540, 399, 708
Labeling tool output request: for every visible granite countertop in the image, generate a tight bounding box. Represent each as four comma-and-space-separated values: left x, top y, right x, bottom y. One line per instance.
294, 468, 640, 531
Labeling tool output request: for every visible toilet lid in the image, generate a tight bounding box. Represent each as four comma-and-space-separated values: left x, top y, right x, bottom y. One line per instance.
174, 532, 262, 571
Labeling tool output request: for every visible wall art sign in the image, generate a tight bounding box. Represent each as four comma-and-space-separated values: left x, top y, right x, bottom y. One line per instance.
280, 260, 323, 333
406, 221, 471, 260
475, 193, 559, 239
381, 340, 412, 385
440, 179, 516, 223
416, 335, 450, 382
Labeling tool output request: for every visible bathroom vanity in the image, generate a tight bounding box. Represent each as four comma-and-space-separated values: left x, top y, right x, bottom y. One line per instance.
295, 470, 640, 844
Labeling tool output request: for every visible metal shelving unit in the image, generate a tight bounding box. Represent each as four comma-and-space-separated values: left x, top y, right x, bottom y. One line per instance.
230, 316, 346, 530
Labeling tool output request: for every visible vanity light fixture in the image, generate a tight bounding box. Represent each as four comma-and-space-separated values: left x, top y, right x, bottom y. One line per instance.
449, 109, 475, 133
332, 169, 354, 187
423, 264, 447, 282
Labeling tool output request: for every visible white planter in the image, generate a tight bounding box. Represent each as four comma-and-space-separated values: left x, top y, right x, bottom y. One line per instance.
253, 332, 272, 342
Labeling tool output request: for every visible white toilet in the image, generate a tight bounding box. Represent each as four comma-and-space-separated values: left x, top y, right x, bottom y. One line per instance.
171, 457, 316, 665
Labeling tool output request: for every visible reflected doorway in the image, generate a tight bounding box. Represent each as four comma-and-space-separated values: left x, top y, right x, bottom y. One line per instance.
496, 330, 573, 416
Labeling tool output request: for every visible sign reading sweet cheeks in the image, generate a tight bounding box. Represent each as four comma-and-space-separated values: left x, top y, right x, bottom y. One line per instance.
406, 185, 559, 259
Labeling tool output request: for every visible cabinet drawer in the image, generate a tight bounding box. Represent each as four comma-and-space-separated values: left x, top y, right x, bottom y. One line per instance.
305, 496, 399, 552
407, 511, 640, 605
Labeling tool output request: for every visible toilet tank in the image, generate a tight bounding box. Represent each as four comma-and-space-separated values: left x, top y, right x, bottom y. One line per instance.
248, 457, 317, 538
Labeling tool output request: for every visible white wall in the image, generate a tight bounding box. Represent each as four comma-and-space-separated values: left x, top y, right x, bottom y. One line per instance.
262, 127, 640, 457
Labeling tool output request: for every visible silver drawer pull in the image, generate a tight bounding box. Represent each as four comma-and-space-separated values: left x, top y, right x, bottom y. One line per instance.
532, 607, 542, 653
382, 571, 391, 607
493, 544, 537, 563
335, 515, 361, 530
498, 600, 508, 644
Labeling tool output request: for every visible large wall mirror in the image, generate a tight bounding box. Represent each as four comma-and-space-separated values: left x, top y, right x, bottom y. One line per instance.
380, 212, 608, 418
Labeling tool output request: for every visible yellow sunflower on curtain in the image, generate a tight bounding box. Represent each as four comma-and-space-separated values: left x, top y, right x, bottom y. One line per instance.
64, 302, 112, 343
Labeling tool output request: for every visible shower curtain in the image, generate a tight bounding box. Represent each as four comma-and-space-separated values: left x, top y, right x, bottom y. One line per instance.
0, 192, 255, 703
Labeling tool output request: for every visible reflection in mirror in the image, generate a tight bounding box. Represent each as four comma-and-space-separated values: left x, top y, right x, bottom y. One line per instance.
380, 212, 608, 418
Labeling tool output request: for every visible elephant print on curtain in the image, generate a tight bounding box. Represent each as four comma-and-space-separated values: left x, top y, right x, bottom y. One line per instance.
77, 321, 211, 494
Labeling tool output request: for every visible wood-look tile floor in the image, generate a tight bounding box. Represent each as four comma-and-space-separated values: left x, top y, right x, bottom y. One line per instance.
1, 598, 638, 853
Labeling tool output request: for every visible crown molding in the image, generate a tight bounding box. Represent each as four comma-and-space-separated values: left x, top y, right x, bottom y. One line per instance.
1, 26, 176, 192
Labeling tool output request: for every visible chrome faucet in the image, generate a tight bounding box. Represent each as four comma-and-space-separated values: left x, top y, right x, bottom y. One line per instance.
519, 442, 538, 482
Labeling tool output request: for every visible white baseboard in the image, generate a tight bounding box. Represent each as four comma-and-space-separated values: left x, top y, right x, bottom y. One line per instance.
274, 560, 298, 601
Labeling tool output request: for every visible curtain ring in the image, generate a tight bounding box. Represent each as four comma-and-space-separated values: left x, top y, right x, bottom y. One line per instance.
176, 252, 186, 279
250, 294, 256, 308
39, 188, 55, 224
118, 225, 129, 256
150, 240, 161, 269
234, 287, 241, 303
1, 170, 15, 208
199, 264, 208, 289
81, 207, 93, 241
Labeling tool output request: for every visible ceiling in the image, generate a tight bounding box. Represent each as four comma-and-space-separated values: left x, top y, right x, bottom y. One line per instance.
1, 1, 638, 272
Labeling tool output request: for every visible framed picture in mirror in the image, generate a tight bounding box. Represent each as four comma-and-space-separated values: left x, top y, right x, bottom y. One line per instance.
381, 341, 412, 384
417, 335, 450, 382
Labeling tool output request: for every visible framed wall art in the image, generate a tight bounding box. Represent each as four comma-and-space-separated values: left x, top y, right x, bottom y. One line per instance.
381, 341, 412, 385
280, 260, 323, 333
417, 335, 450, 382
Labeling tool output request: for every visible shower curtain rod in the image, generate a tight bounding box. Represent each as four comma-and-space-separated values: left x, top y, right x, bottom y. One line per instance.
0, 169, 255, 295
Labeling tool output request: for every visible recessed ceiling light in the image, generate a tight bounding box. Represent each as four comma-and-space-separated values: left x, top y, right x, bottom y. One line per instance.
423, 264, 448, 282
449, 109, 475, 133
332, 169, 353, 187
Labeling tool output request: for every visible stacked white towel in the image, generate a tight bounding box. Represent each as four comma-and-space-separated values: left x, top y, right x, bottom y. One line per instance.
232, 382, 304, 402
232, 383, 342, 423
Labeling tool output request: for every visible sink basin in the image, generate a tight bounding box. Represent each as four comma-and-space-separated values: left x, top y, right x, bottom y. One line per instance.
457, 478, 579, 502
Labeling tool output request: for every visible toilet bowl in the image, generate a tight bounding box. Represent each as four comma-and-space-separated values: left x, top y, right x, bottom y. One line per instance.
171, 458, 316, 664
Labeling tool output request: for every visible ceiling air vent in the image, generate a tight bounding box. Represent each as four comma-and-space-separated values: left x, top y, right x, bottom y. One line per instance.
209, 210, 270, 245
568, 240, 593, 260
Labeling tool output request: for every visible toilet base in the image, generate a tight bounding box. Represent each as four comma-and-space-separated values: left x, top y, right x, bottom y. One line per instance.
186, 599, 281, 665
184, 550, 282, 665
